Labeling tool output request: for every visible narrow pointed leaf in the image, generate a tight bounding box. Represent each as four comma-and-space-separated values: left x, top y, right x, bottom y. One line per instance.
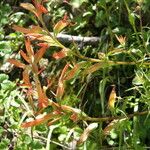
77, 123, 98, 145
56, 63, 70, 99
8, 59, 26, 69
22, 68, 31, 86
25, 38, 34, 56
20, 50, 30, 63
56, 81, 65, 99
108, 85, 116, 111
47, 117, 60, 126
34, 43, 48, 63
83, 63, 102, 75
12, 25, 44, 34
54, 14, 70, 35
21, 113, 54, 128
27, 34, 58, 47
103, 119, 119, 136
52, 49, 68, 60
64, 63, 80, 80
38, 94, 49, 108
59, 63, 70, 80
20, 3, 36, 15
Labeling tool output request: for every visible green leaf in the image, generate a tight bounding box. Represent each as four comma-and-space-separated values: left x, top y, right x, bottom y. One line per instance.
0, 126, 4, 136
1, 80, 15, 91
29, 140, 43, 149
129, 13, 135, 27
22, 134, 32, 145
0, 41, 11, 54
0, 74, 9, 83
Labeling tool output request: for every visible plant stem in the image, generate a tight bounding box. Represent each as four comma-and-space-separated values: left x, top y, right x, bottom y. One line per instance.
82, 110, 149, 122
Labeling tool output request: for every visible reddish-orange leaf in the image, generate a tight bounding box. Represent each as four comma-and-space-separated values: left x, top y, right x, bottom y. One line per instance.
52, 49, 68, 60
32, 0, 48, 17
36, 3, 48, 14
54, 14, 70, 35
25, 38, 34, 57
35, 83, 48, 108
20, 50, 30, 63
64, 64, 80, 80
21, 113, 54, 128
38, 97, 48, 108
12, 25, 44, 34
59, 63, 70, 80
34, 43, 48, 63
12, 25, 31, 33
22, 68, 31, 86
56, 63, 69, 99
7, 59, 26, 69
33, 71, 48, 108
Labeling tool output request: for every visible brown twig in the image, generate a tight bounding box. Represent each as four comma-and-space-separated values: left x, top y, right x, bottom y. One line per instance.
82, 110, 149, 122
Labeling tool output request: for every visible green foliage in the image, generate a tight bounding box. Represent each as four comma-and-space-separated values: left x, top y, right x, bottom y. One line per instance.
0, 1, 28, 70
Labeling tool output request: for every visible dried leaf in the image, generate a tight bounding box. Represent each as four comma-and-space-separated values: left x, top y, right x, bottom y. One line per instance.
77, 123, 98, 145
7, 59, 26, 69
115, 34, 126, 46
103, 119, 119, 136
20, 3, 36, 15
108, 85, 116, 111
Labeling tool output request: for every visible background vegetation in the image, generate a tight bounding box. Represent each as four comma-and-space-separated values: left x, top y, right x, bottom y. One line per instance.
0, 0, 150, 149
